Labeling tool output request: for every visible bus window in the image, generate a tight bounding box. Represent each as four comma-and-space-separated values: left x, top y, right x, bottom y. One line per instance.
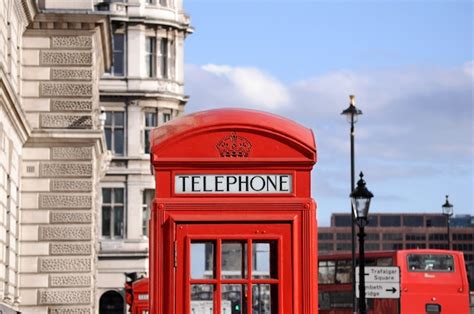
318, 260, 335, 284
376, 257, 393, 266
336, 260, 352, 284
407, 254, 454, 272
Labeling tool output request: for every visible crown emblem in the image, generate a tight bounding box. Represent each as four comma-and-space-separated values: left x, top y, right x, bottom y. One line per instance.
216, 132, 252, 157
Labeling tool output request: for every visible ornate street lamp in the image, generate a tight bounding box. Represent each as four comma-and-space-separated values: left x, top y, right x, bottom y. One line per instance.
341, 95, 363, 313
351, 172, 373, 314
442, 195, 453, 250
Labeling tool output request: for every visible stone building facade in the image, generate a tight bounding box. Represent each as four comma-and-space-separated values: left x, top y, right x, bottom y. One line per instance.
0, 0, 191, 312
1, 0, 111, 312
97, 0, 192, 312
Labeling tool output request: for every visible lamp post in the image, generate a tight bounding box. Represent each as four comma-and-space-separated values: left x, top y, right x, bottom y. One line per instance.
442, 195, 453, 250
351, 172, 373, 314
341, 95, 363, 313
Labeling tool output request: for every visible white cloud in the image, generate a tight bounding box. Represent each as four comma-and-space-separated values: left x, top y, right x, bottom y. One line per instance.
187, 64, 290, 110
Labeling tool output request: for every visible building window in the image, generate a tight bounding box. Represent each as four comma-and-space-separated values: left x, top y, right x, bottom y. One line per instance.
365, 243, 380, 251
428, 233, 448, 241
336, 243, 351, 251
453, 233, 473, 241
382, 243, 403, 250
318, 233, 333, 241
144, 111, 157, 153
159, 38, 168, 78
318, 243, 334, 251
160, 0, 167, 6
406, 243, 426, 249
334, 215, 351, 227
145, 0, 153, 3
163, 112, 171, 123
426, 216, 446, 227
366, 233, 379, 241
429, 243, 448, 250
142, 189, 155, 237
380, 216, 401, 227
382, 233, 402, 241
104, 111, 125, 156
102, 188, 125, 239
336, 233, 351, 241
146, 37, 156, 78
405, 233, 426, 241
111, 33, 125, 76
403, 215, 423, 227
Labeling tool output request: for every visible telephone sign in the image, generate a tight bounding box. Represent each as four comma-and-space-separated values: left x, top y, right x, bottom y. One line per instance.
175, 174, 293, 194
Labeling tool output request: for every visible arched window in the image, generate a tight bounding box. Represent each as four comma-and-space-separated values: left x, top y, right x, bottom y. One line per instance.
99, 290, 124, 314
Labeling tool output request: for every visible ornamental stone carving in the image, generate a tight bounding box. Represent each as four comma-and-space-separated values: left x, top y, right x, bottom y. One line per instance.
40, 114, 93, 129
52, 36, 92, 49
50, 274, 91, 287
50, 211, 92, 224
49, 307, 91, 314
39, 194, 92, 209
41, 162, 92, 177
39, 226, 91, 241
51, 68, 92, 81
39, 257, 91, 272
39, 289, 90, 305
50, 243, 92, 255
40, 83, 92, 97
51, 100, 92, 112
41, 51, 92, 66
52, 147, 93, 160
51, 180, 92, 192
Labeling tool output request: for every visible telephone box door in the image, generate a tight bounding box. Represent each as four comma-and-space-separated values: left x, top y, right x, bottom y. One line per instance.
176, 223, 293, 314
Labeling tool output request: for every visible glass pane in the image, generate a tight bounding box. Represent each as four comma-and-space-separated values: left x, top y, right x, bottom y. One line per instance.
102, 189, 111, 204
145, 112, 157, 127
318, 261, 335, 284
336, 260, 352, 284
114, 129, 124, 155
114, 112, 124, 126
144, 130, 151, 153
191, 242, 214, 279
114, 34, 124, 51
191, 284, 213, 314
114, 206, 124, 238
252, 241, 277, 279
252, 284, 277, 314
102, 206, 111, 237
114, 188, 124, 203
222, 284, 246, 314
407, 254, 454, 272
105, 112, 113, 126
113, 52, 124, 76
105, 129, 112, 150
222, 241, 246, 279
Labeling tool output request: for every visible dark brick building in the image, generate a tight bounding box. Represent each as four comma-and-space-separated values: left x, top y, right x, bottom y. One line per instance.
318, 213, 474, 263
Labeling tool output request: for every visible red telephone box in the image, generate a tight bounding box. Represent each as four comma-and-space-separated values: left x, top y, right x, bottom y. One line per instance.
150, 108, 318, 313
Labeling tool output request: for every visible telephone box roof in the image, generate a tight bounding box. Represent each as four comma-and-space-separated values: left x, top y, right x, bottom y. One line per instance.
151, 108, 316, 159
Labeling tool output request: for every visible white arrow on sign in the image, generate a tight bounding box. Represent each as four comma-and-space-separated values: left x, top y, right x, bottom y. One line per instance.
355, 282, 400, 299
355, 266, 400, 283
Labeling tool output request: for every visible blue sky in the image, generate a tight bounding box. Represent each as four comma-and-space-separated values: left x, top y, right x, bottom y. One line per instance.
182, 0, 473, 226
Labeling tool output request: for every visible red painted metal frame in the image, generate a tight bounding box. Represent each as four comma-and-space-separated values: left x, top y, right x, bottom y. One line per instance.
176, 223, 292, 313
150, 109, 318, 314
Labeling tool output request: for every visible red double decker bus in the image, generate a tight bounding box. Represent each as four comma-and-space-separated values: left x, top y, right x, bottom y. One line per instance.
318, 249, 470, 314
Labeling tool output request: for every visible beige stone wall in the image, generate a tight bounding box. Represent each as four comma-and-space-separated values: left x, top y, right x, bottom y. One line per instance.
18, 14, 110, 313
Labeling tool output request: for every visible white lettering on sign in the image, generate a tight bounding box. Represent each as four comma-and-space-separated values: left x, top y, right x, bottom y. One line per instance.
175, 174, 292, 194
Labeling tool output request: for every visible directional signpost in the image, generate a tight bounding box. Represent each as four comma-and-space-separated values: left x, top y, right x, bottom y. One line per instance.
356, 266, 400, 299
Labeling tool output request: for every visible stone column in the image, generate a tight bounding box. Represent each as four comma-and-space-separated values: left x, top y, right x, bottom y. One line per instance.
19, 14, 111, 313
